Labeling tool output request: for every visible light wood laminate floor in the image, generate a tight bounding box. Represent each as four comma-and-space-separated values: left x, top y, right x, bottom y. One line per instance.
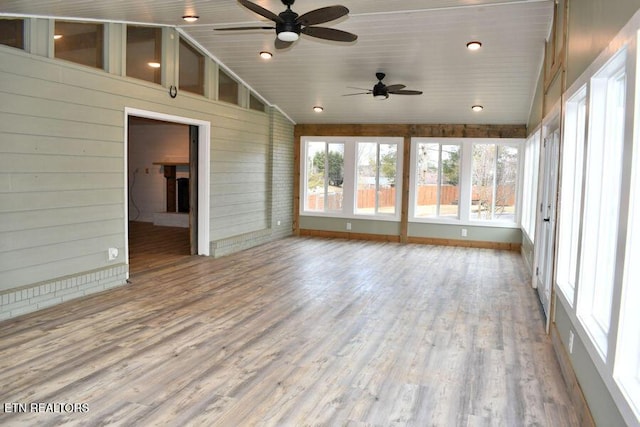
0, 238, 579, 426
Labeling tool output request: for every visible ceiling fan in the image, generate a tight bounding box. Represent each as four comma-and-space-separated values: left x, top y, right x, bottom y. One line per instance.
215, 0, 358, 49
344, 72, 423, 100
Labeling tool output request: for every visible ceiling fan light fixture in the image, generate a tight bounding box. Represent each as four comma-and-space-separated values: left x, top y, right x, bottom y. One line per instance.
259, 51, 273, 59
374, 94, 388, 100
471, 105, 484, 112
313, 106, 324, 113
466, 41, 482, 51
182, 15, 199, 23
277, 31, 299, 42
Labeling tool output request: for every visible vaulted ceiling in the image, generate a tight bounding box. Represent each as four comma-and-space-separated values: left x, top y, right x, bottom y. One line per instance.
1, 0, 554, 124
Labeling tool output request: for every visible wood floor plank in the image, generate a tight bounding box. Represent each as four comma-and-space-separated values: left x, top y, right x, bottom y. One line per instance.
0, 236, 580, 426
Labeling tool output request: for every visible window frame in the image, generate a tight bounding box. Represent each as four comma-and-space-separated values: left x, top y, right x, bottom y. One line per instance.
521, 129, 540, 242
300, 136, 403, 221
555, 85, 588, 307
410, 138, 522, 227
576, 48, 627, 360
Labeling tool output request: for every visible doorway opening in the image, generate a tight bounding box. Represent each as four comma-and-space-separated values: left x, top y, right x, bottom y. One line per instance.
124, 108, 210, 276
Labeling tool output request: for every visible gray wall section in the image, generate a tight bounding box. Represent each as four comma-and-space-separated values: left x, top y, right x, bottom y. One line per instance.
566, 0, 640, 89
525, 1, 640, 424
555, 302, 627, 427
0, 42, 293, 316
409, 222, 521, 243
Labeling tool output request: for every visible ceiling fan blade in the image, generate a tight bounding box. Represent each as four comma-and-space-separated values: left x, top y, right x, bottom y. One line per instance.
342, 92, 371, 96
297, 6, 349, 26
215, 26, 275, 31
238, 0, 283, 23
388, 89, 423, 95
302, 26, 357, 42
385, 84, 406, 92
275, 38, 294, 50
347, 86, 372, 91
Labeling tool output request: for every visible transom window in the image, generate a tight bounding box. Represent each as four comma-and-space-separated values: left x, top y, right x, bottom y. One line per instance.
126, 25, 162, 84
54, 21, 104, 69
0, 18, 24, 50
179, 37, 205, 95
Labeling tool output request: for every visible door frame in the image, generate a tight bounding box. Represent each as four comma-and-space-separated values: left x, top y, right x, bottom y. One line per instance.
124, 107, 211, 275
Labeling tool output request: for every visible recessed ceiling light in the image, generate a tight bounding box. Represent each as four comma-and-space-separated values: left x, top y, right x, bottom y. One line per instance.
466, 41, 482, 51
53, 34, 63, 40
313, 106, 324, 113
182, 15, 199, 23
148, 62, 161, 68
259, 51, 273, 59
471, 105, 484, 112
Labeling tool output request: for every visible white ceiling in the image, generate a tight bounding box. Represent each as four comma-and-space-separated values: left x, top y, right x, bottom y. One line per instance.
0, 0, 554, 125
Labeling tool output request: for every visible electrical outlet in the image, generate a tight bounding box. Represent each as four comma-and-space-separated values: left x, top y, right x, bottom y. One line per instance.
568, 330, 574, 354
461, 228, 468, 237
346, 222, 352, 231
277, 220, 281, 226
108, 247, 119, 261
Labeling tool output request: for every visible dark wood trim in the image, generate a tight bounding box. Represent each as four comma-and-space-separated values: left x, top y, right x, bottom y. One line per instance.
299, 229, 401, 243
400, 135, 411, 243
294, 123, 527, 139
407, 236, 521, 251
550, 324, 596, 427
299, 229, 520, 251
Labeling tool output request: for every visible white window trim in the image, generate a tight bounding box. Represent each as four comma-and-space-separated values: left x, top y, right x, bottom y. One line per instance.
576, 47, 627, 360
410, 138, 522, 228
552, 10, 640, 426
555, 85, 588, 308
300, 136, 403, 221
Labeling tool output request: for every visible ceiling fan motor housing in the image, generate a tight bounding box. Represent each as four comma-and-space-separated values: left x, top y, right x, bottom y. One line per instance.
276, 8, 301, 40
373, 82, 389, 99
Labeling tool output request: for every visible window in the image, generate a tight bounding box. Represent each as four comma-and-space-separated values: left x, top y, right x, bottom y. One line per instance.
471, 143, 519, 223
126, 26, 162, 84
301, 137, 403, 219
304, 141, 345, 213
249, 93, 266, 112
218, 68, 238, 104
0, 18, 24, 50
556, 87, 587, 306
409, 138, 521, 225
54, 21, 104, 69
614, 124, 640, 420
356, 142, 399, 216
521, 130, 540, 241
411, 142, 461, 218
577, 48, 626, 359
179, 37, 205, 95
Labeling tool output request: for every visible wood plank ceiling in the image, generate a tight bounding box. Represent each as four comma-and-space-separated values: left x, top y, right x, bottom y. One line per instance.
0, 0, 554, 125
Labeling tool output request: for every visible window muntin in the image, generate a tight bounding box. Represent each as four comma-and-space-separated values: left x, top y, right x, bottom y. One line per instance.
126, 26, 162, 84
218, 68, 239, 104
521, 131, 540, 241
356, 142, 399, 216
556, 87, 587, 306
304, 141, 344, 213
471, 143, 519, 223
413, 142, 461, 218
0, 18, 24, 50
179, 37, 205, 95
577, 49, 626, 359
54, 21, 104, 69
